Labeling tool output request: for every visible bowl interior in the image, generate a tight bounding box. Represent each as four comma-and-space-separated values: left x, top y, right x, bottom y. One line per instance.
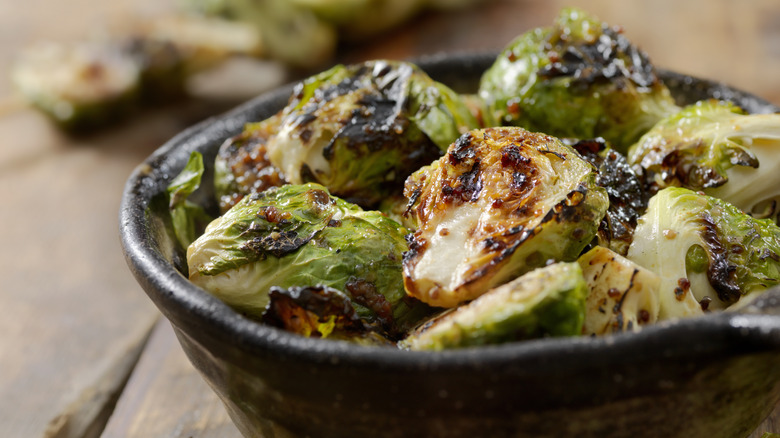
120, 51, 780, 370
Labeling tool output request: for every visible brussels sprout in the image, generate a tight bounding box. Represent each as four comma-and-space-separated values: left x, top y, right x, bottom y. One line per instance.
628, 99, 780, 222
626, 187, 780, 319
289, 0, 423, 40
577, 246, 660, 335
478, 7, 679, 152
401, 262, 588, 350
568, 138, 649, 255
264, 60, 479, 207
261, 285, 395, 345
12, 16, 262, 132
187, 183, 430, 336
402, 127, 609, 308
214, 115, 287, 213
11, 42, 141, 132
182, 0, 337, 68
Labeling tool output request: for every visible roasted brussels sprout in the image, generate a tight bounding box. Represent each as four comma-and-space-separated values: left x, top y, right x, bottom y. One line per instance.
628, 100, 780, 222
478, 7, 679, 151
11, 42, 141, 132
568, 138, 648, 255
187, 183, 430, 336
289, 0, 422, 40
401, 262, 588, 350
403, 127, 609, 308
627, 187, 780, 319
578, 246, 660, 335
261, 285, 395, 345
214, 114, 287, 213
12, 16, 262, 132
183, 0, 337, 68
264, 60, 479, 207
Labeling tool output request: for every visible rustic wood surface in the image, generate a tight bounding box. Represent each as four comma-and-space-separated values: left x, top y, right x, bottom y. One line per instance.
0, 0, 778, 437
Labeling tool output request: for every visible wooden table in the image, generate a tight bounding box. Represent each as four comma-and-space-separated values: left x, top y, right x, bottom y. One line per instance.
1, 0, 778, 437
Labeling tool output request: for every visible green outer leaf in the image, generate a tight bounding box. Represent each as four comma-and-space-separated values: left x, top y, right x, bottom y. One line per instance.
167, 151, 212, 249
408, 75, 480, 152
168, 151, 205, 208
289, 63, 349, 112
402, 262, 587, 350
192, 183, 360, 276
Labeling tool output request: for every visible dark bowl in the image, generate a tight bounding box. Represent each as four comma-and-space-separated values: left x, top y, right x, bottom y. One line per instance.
120, 52, 780, 438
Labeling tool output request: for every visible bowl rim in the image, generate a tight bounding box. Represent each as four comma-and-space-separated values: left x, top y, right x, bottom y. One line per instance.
119, 51, 780, 371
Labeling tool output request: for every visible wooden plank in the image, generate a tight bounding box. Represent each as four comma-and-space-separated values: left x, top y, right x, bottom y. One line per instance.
753, 403, 780, 438
100, 320, 241, 438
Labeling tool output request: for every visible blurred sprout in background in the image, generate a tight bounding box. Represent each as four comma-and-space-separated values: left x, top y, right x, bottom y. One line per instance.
9, 0, 488, 133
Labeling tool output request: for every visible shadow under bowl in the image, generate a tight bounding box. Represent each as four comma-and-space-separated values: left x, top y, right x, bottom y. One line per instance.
120, 52, 780, 438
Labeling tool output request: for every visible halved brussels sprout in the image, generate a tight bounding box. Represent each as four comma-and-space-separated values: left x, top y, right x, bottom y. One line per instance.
478, 7, 679, 152
11, 42, 141, 132
628, 99, 780, 222
214, 114, 287, 213
262, 285, 395, 345
568, 138, 649, 255
627, 187, 780, 319
187, 183, 430, 336
578, 246, 660, 335
402, 127, 609, 308
401, 262, 588, 350
264, 60, 479, 207
12, 16, 262, 132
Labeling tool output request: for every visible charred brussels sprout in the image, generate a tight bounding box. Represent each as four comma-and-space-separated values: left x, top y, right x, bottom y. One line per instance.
478, 7, 679, 152
262, 285, 395, 345
578, 246, 660, 335
214, 115, 287, 213
401, 262, 588, 350
265, 60, 479, 207
627, 187, 780, 319
568, 138, 648, 255
628, 100, 780, 222
403, 127, 609, 308
187, 183, 429, 337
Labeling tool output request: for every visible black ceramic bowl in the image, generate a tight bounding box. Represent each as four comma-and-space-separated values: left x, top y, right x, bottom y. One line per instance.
120, 53, 780, 438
